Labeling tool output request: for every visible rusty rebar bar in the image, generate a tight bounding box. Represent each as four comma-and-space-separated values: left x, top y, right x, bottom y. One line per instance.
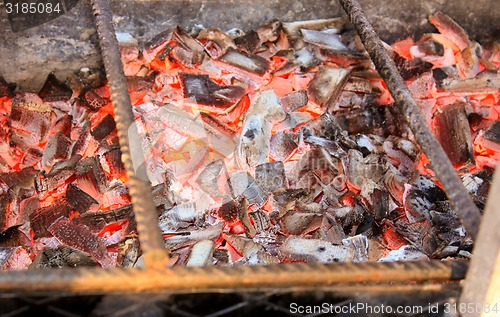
338, 0, 481, 239
0, 261, 467, 294
90, 0, 168, 267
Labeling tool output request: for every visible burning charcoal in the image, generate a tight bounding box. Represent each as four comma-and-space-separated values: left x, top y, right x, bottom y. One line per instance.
307, 66, 351, 108
197, 26, 236, 57
48, 218, 114, 268
392, 53, 433, 80
413, 40, 444, 57
200, 113, 236, 136
41, 133, 72, 169
164, 222, 224, 250
30, 246, 99, 269
255, 161, 287, 193
234, 30, 260, 53
383, 168, 407, 205
36, 155, 80, 192
438, 70, 500, 93
91, 114, 116, 142
0, 76, 15, 98
342, 235, 368, 262
223, 233, 264, 258
321, 214, 346, 244
38, 73, 72, 102
10, 93, 52, 143
429, 12, 470, 51
180, 73, 245, 107
230, 172, 267, 208
301, 28, 347, 51
196, 159, 230, 198
117, 236, 141, 267
217, 199, 239, 223
484, 120, 500, 143
302, 132, 347, 159
66, 184, 99, 213
51, 114, 72, 136
249, 210, 270, 234
277, 112, 312, 130
151, 182, 176, 210
237, 90, 286, 169
186, 240, 215, 267
29, 199, 73, 238
394, 217, 438, 255
280, 237, 355, 263
20, 147, 43, 168
404, 189, 433, 222
290, 147, 342, 192
345, 150, 387, 189
103, 147, 126, 178
282, 18, 346, 46
0, 225, 30, 248
279, 210, 323, 236
434, 102, 475, 167
255, 19, 281, 44
270, 131, 297, 162
0, 247, 31, 270
238, 251, 280, 265
71, 121, 91, 157
237, 198, 257, 238
159, 203, 197, 232
379, 245, 429, 262
218, 48, 270, 75
172, 27, 206, 65
334, 104, 401, 136
369, 188, 390, 221
0, 166, 37, 190
343, 77, 374, 94
73, 205, 133, 233
432, 65, 460, 82
76, 156, 109, 193
79, 89, 109, 111
280, 90, 308, 112
213, 249, 230, 265
304, 113, 357, 149
155, 104, 236, 157
143, 29, 173, 61
384, 136, 420, 162
272, 188, 312, 213
331, 205, 365, 235
462, 168, 493, 210
295, 47, 320, 70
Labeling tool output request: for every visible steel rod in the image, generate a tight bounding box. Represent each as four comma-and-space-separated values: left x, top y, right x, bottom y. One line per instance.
338, 0, 481, 239
0, 261, 467, 294
89, 0, 168, 267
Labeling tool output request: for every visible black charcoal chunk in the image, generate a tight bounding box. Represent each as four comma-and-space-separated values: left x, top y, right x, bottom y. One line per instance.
38, 73, 72, 102
91, 114, 116, 141
434, 102, 475, 167
255, 161, 287, 193
66, 184, 99, 213
180, 73, 245, 107
30, 246, 99, 269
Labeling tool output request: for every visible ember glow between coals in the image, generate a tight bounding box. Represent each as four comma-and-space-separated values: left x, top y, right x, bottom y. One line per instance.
0, 13, 499, 269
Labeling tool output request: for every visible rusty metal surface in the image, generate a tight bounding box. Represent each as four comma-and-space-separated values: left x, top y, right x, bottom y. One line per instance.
0, 261, 467, 295
90, 0, 168, 267
338, 0, 482, 240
